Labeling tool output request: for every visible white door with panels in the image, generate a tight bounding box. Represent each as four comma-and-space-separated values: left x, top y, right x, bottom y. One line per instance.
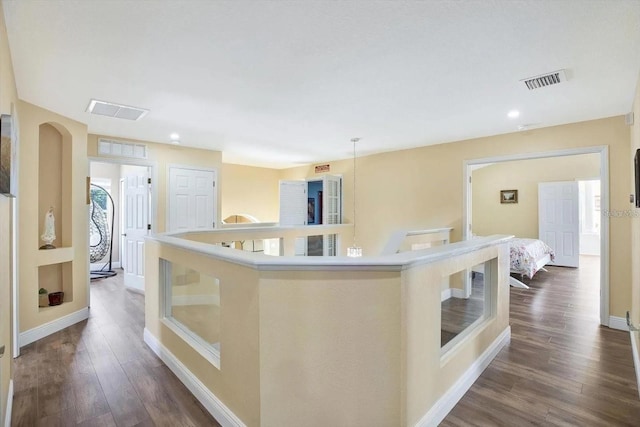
169, 167, 216, 232
279, 175, 342, 256
321, 174, 341, 256
123, 171, 149, 292
279, 180, 308, 256
539, 181, 580, 268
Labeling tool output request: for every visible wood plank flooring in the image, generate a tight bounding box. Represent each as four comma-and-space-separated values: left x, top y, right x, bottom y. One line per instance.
443, 256, 640, 426
11, 270, 221, 427
11, 257, 640, 426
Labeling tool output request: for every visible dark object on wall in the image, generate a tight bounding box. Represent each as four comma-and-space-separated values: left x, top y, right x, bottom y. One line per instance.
308, 198, 315, 224
0, 114, 15, 196
635, 149, 640, 208
48, 291, 64, 306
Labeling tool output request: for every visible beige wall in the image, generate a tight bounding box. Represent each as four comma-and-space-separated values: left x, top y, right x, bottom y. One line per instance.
90, 161, 122, 264
0, 1, 16, 115
0, 1, 17, 420
88, 135, 222, 233
281, 116, 631, 318
221, 163, 280, 223
17, 100, 89, 333
472, 154, 600, 238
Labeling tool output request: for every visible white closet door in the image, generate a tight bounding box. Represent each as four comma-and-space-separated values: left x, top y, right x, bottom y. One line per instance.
322, 175, 342, 256
279, 180, 307, 255
169, 167, 216, 232
539, 181, 579, 267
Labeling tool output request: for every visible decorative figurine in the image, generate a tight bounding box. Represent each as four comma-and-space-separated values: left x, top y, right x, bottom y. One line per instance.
40, 206, 56, 249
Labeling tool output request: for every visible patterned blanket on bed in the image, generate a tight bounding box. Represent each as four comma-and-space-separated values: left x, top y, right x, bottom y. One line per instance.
510, 238, 555, 279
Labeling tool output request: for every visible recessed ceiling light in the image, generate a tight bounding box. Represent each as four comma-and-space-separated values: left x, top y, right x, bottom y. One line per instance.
170, 133, 180, 144
507, 110, 520, 119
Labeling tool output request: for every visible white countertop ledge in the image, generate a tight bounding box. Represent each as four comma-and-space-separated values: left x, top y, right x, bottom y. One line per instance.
147, 230, 513, 272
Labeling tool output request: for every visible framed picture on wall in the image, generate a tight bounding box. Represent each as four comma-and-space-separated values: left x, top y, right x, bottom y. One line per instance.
500, 189, 518, 204
308, 198, 315, 223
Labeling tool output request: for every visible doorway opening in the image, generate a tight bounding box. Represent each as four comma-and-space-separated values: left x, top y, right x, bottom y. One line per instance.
463, 146, 609, 326
89, 159, 156, 297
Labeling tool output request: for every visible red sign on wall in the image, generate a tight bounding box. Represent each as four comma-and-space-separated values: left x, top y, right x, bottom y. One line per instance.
315, 164, 330, 173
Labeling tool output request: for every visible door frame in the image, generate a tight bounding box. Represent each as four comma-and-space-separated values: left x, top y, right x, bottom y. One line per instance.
88, 157, 158, 304
166, 164, 218, 232
462, 145, 609, 326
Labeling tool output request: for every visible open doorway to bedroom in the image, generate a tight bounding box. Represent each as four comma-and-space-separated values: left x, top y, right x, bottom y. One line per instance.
463, 146, 609, 326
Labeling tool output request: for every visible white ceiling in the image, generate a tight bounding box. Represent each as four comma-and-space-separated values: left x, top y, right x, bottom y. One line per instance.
3, 1, 640, 168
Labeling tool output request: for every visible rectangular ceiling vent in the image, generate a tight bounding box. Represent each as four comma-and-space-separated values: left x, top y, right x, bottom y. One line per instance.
87, 99, 149, 121
521, 69, 567, 90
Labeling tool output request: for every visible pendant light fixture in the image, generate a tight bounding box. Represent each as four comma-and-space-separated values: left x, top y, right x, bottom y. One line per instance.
347, 137, 362, 257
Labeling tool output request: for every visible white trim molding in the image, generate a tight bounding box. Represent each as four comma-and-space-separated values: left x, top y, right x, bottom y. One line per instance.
415, 326, 511, 427
440, 288, 466, 302
463, 145, 610, 327
609, 316, 629, 331
630, 332, 640, 399
143, 328, 244, 427
19, 308, 89, 347
4, 379, 12, 427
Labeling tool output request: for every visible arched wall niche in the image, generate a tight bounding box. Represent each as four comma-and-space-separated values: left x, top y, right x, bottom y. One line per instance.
38, 121, 72, 248
37, 121, 74, 307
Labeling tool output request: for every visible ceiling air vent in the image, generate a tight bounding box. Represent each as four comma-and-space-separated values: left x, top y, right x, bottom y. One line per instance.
86, 99, 149, 121
521, 69, 567, 90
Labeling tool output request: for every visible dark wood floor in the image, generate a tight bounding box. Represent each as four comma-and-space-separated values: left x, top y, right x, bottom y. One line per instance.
443, 256, 640, 426
11, 257, 640, 426
11, 270, 221, 427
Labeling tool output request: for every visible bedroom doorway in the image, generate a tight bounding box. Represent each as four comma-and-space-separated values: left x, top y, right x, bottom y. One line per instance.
463, 146, 609, 327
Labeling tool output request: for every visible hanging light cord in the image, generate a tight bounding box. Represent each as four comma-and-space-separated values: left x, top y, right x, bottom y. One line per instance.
351, 137, 360, 247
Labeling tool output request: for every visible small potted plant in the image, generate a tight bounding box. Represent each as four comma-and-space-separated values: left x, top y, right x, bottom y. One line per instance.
38, 287, 48, 307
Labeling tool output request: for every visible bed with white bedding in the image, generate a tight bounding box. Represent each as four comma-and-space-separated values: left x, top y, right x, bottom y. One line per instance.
509, 238, 555, 288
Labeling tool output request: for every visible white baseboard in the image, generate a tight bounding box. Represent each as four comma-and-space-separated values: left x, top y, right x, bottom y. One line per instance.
440, 288, 466, 302
143, 328, 245, 427
4, 380, 12, 427
20, 307, 89, 347
609, 316, 629, 331
415, 326, 511, 427
172, 294, 219, 306
630, 331, 640, 399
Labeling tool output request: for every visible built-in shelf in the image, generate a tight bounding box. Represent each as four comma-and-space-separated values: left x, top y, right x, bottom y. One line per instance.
38, 301, 69, 313
37, 123, 74, 311
37, 246, 74, 266
38, 261, 73, 310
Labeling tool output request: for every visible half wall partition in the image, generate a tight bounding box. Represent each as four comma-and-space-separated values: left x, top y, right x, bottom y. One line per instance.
144, 225, 511, 426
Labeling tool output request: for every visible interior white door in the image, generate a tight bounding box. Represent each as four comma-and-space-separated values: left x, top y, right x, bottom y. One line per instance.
169, 167, 216, 232
279, 180, 307, 256
322, 174, 342, 256
119, 178, 125, 271
539, 181, 579, 267
123, 171, 149, 292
